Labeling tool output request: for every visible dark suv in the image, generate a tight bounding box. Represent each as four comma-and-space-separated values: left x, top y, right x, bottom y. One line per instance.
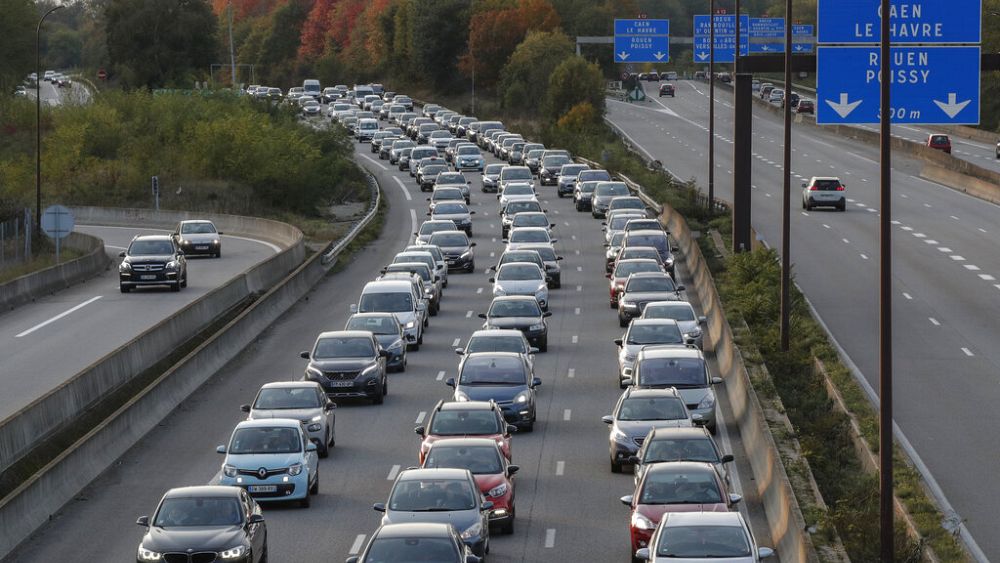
301, 330, 390, 405
118, 234, 187, 293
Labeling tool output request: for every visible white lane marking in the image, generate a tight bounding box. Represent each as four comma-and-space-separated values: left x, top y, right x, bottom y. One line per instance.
571, 234, 577, 240
842, 238, 850, 244
482, 212, 489, 217
409, 210, 417, 241
929, 317, 940, 326
823, 224, 831, 229
104, 244, 126, 250
555, 461, 565, 476
860, 254, 869, 260
978, 228, 987, 233
903, 292, 913, 300
962, 347, 974, 357
995, 284, 1000, 291
950, 255, 966, 261
964, 265, 980, 271
492, 237, 497, 243
489, 224, 496, 230
358, 153, 388, 171
16, 296, 104, 338
489, 252, 495, 258
349, 534, 367, 555
574, 307, 580, 315
950, 215, 960, 221
901, 226, 914, 231
575, 249, 580, 255
924, 203, 932, 208
938, 247, 952, 252
979, 274, 996, 281
576, 285, 582, 292
567, 368, 576, 378
387, 464, 401, 480
571, 335, 579, 344
554, 209, 560, 215
563, 221, 570, 226
476, 287, 484, 294
924, 240, 938, 245
392, 176, 412, 201
452, 337, 461, 347
563, 409, 572, 421
415, 411, 426, 424
436, 370, 445, 381
466, 310, 473, 318
544, 529, 556, 548
215, 234, 282, 253
801, 212, 809, 217
576, 266, 582, 272
913, 233, 926, 238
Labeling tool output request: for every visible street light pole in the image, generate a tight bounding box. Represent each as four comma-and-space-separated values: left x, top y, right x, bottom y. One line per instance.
708, 0, 715, 213
779, 0, 793, 351
36, 4, 64, 237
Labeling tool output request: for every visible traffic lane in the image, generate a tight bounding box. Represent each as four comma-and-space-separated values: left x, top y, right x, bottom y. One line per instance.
0, 226, 278, 422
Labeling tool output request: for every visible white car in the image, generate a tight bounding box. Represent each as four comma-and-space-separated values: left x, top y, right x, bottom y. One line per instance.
641, 301, 707, 349
504, 227, 556, 251
635, 511, 774, 562
490, 262, 549, 311
171, 219, 223, 257
801, 176, 846, 211
497, 182, 537, 212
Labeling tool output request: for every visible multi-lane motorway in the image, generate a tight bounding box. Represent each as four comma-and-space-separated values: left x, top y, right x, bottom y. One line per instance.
7, 116, 772, 562
608, 81, 1000, 559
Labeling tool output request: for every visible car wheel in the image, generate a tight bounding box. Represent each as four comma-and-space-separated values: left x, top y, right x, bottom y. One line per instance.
557, 192, 563, 198
430, 304, 438, 317
805, 201, 813, 211
611, 459, 622, 473
408, 342, 420, 351
553, 279, 561, 289
708, 422, 718, 436
839, 203, 846, 212
503, 516, 515, 535
317, 438, 329, 458
442, 278, 448, 288
180, 273, 188, 288
373, 389, 384, 405
467, 260, 475, 272
538, 337, 548, 353
120, 283, 131, 293
170, 281, 181, 292
309, 473, 319, 495
522, 421, 534, 433
619, 315, 628, 327
801, 198, 806, 209
610, 300, 616, 309
259, 543, 269, 563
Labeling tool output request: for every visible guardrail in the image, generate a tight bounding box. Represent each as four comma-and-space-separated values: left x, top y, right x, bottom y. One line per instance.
0, 175, 381, 559
0, 232, 110, 312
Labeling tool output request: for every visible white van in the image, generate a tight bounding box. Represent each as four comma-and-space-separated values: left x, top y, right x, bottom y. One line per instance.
302, 79, 321, 100
355, 118, 379, 142
351, 280, 426, 349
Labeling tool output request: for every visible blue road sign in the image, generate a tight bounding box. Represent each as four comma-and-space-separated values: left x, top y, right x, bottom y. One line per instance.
792, 24, 814, 37
791, 43, 815, 53
693, 15, 749, 63
750, 42, 785, 53
614, 35, 670, 62
749, 17, 785, 38
818, 0, 981, 44
816, 45, 980, 125
615, 19, 669, 37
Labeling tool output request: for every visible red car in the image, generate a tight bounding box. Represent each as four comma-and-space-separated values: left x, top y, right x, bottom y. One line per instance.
415, 400, 515, 464
422, 438, 518, 534
927, 134, 952, 154
796, 99, 815, 114
607, 259, 664, 308
621, 461, 741, 558
658, 84, 675, 97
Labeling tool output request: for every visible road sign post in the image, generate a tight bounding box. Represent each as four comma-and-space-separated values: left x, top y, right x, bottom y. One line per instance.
40, 204, 74, 263
151, 175, 160, 211
614, 19, 670, 63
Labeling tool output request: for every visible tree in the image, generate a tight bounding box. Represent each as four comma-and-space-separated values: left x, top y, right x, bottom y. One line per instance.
0, 0, 35, 95
407, 0, 470, 88
459, 0, 560, 87
498, 30, 574, 114
298, 0, 336, 60
545, 55, 605, 122
105, 0, 219, 88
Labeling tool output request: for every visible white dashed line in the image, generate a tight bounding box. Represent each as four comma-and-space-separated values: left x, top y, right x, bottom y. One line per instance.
902, 292, 913, 300
928, 318, 940, 326
349, 535, 367, 555
563, 409, 572, 421
436, 370, 446, 381
979, 274, 996, 281
567, 368, 576, 378
924, 203, 932, 208
924, 240, 938, 245
415, 411, 426, 424
545, 529, 556, 548
576, 266, 583, 272
466, 310, 474, 318
962, 347, 974, 357
842, 238, 850, 244
913, 233, 926, 238
477, 287, 484, 294
950, 256, 966, 261
964, 265, 980, 271
901, 226, 913, 231
938, 247, 952, 253
452, 337, 461, 347
571, 335, 579, 344
950, 215, 960, 221
823, 224, 831, 229
860, 254, 869, 260
555, 461, 565, 476
978, 228, 987, 233
489, 251, 496, 258
387, 465, 401, 480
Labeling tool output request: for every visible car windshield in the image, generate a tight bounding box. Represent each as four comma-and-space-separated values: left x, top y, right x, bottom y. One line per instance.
359, 292, 414, 314
430, 233, 469, 247
526, 247, 556, 261
610, 215, 641, 230
386, 265, 430, 282
392, 140, 414, 149
627, 234, 668, 251
579, 170, 612, 182
434, 203, 467, 215
411, 149, 436, 159
425, 445, 503, 475
228, 426, 302, 454
254, 387, 321, 409
347, 316, 399, 335
645, 304, 696, 322
180, 223, 216, 234
437, 174, 466, 184
489, 300, 540, 317
467, 336, 526, 354
314, 336, 375, 358
812, 179, 843, 190
504, 185, 534, 196
420, 222, 455, 236
432, 189, 463, 200
560, 165, 587, 176
627, 323, 683, 345
526, 150, 544, 159
389, 479, 477, 511
614, 262, 661, 278
611, 199, 645, 210
430, 131, 451, 139
542, 156, 570, 167
423, 165, 447, 175
430, 410, 501, 435
484, 164, 504, 174
129, 240, 174, 256
645, 438, 720, 463
618, 397, 688, 421
622, 248, 659, 261
505, 202, 541, 215
460, 356, 527, 385
579, 182, 599, 194
627, 277, 676, 293
510, 230, 548, 243
498, 264, 542, 281
640, 470, 723, 504
458, 147, 480, 155
595, 183, 629, 197
626, 220, 659, 231
365, 538, 460, 561
501, 253, 541, 267
638, 358, 706, 387
502, 168, 532, 180
154, 497, 242, 528
656, 525, 751, 558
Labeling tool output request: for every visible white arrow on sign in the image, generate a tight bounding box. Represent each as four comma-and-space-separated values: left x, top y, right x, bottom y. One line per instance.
761, 45, 771, 51
618, 51, 630, 61
654, 51, 666, 61
825, 93, 862, 119
794, 44, 804, 52
933, 93, 971, 119
696, 52, 710, 61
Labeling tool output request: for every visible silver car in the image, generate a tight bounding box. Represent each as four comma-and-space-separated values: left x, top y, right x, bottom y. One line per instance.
603, 387, 696, 473
457, 329, 538, 369
404, 243, 448, 287
490, 262, 549, 311
623, 345, 723, 434
481, 163, 504, 192
171, 220, 223, 257
617, 272, 685, 327
635, 512, 774, 562
614, 319, 687, 386
641, 301, 707, 349
414, 220, 460, 246
241, 381, 336, 457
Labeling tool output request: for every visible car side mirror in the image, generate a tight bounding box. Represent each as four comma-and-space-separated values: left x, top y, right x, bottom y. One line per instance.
627, 455, 641, 465
712, 376, 724, 385
118, 251, 126, 258
507, 465, 520, 477
300, 351, 310, 359
542, 311, 552, 317
601, 415, 614, 424
306, 442, 317, 452
801, 183, 807, 188
676, 285, 686, 292
550, 223, 556, 228
136, 515, 150, 527
692, 414, 707, 426
620, 495, 634, 507
730, 493, 743, 505
528, 347, 539, 354
621, 377, 633, 386
556, 256, 564, 261
758, 547, 775, 559
531, 377, 541, 388
488, 277, 496, 283
426, 197, 431, 201
634, 548, 651, 561
455, 348, 465, 355
686, 338, 696, 345
350, 304, 359, 313
217, 232, 224, 236
346, 557, 360, 563
721, 453, 735, 463
216, 445, 226, 454
470, 211, 477, 215
478, 313, 487, 319
481, 501, 494, 511
699, 316, 707, 324
373, 503, 387, 512
614, 338, 623, 347
176, 250, 184, 256
550, 239, 558, 243
469, 242, 477, 247
326, 401, 337, 410
380, 350, 391, 358
426, 212, 431, 216
240, 404, 251, 413
414, 426, 426, 436
445, 377, 456, 387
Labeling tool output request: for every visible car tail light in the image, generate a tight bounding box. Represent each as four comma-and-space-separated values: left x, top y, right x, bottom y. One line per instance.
836, 186, 845, 191
809, 185, 819, 191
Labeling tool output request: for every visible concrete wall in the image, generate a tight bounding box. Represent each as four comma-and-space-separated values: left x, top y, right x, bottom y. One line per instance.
0, 232, 111, 312
0, 209, 305, 477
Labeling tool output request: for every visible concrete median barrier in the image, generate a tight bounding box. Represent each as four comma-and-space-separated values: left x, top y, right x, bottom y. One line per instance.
0, 232, 110, 312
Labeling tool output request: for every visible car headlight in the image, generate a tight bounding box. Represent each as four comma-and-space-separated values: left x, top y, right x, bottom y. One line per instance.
455, 390, 470, 402
488, 483, 509, 498
137, 546, 162, 561
535, 284, 547, 293
685, 329, 702, 339
305, 366, 323, 379
165, 260, 179, 270
212, 239, 220, 245
623, 302, 638, 310
219, 545, 247, 559
119, 262, 132, 271
388, 339, 404, 351
288, 463, 303, 476
529, 323, 544, 331
307, 423, 322, 432
223, 464, 237, 478
611, 428, 629, 442
631, 512, 656, 530
461, 521, 483, 540
697, 391, 716, 410
514, 390, 531, 404
404, 321, 416, 329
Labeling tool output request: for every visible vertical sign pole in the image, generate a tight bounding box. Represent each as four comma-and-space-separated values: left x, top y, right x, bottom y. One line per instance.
878, 0, 894, 559
780, 1, 793, 351
731, 2, 753, 254
708, 1, 716, 214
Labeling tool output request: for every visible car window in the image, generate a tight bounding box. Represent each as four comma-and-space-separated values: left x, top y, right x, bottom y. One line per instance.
129, 240, 174, 255
617, 397, 688, 421
614, 262, 661, 277
510, 230, 548, 243
579, 170, 612, 182
627, 323, 683, 345
458, 147, 480, 155
229, 426, 302, 454
626, 277, 676, 292
504, 185, 534, 196
560, 164, 588, 176
181, 223, 216, 234
489, 299, 541, 317
640, 470, 722, 504
467, 336, 527, 355
542, 156, 570, 167
314, 336, 376, 358
388, 479, 477, 511
501, 168, 532, 180
254, 387, 321, 409
626, 234, 668, 251
460, 356, 527, 385
644, 304, 696, 322
346, 316, 398, 334
359, 292, 414, 313
513, 215, 547, 227
611, 199, 645, 210
812, 179, 843, 191
645, 438, 720, 463
425, 445, 504, 475
430, 410, 502, 435
432, 189, 463, 201
498, 264, 542, 281
434, 203, 468, 215
430, 233, 469, 247
656, 525, 751, 558
637, 358, 707, 387
505, 201, 542, 215
484, 164, 504, 174
366, 538, 461, 561
154, 497, 243, 527
595, 183, 630, 197
386, 264, 431, 282
419, 222, 455, 236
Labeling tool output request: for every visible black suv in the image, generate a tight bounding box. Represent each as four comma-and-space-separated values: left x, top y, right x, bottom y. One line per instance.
118, 235, 187, 293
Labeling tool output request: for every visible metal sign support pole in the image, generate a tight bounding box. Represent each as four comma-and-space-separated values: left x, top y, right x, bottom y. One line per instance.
708, 0, 715, 214
779, 0, 793, 350
878, 0, 894, 558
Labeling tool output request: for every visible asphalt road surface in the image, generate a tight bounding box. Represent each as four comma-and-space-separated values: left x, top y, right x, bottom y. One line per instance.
8, 121, 772, 562
608, 81, 1000, 559
0, 225, 279, 425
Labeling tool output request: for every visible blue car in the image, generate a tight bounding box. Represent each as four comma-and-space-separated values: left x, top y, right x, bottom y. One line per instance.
217, 419, 320, 507
454, 146, 485, 172
447, 352, 541, 432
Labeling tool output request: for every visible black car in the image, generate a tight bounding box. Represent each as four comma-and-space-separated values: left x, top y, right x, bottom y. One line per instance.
447, 352, 541, 431
136, 486, 267, 563
500, 200, 546, 238
347, 523, 481, 563
479, 296, 551, 351
538, 155, 571, 186
658, 84, 675, 97
118, 234, 187, 293
301, 330, 390, 404
429, 231, 476, 272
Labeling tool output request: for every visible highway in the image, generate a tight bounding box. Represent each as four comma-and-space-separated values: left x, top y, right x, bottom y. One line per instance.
0, 225, 278, 425
7, 116, 772, 562
26, 76, 92, 107
608, 81, 1000, 559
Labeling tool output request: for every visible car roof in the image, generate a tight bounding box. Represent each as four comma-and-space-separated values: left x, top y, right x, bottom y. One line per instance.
259, 381, 323, 391
491, 295, 538, 303
317, 329, 374, 339
363, 280, 415, 291
648, 426, 714, 440
624, 387, 683, 399
809, 176, 841, 181
234, 418, 303, 429
469, 329, 526, 338
645, 460, 717, 475
132, 234, 173, 242
639, 346, 703, 360
627, 272, 672, 279
464, 351, 524, 361
438, 400, 495, 411
662, 511, 745, 527
626, 229, 668, 237
426, 437, 500, 449
397, 467, 471, 481
645, 301, 693, 310
164, 485, 243, 499
628, 318, 680, 328
375, 522, 457, 538
179, 220, 215, 225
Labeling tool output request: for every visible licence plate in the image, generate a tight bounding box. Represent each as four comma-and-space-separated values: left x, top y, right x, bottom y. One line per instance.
140, 275, 156, 280
248, 485, 277, 493
195, 245, 209, 250
329, 381, 354, 388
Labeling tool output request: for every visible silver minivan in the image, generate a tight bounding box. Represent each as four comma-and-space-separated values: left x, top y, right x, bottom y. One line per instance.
352, 280, 426, 350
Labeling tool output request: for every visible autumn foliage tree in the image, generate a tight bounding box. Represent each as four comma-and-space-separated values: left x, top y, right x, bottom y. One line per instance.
459, 0, 560, 88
